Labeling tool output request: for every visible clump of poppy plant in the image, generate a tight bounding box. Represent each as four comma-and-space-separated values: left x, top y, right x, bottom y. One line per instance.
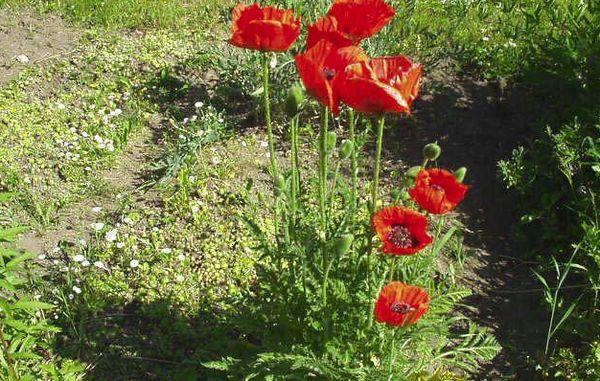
227, 0, 473, 377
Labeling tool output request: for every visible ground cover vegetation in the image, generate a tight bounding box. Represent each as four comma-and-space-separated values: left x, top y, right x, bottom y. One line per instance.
0, 0, 598, 380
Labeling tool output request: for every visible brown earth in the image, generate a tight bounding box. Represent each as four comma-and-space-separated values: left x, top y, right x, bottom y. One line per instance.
0, 8, 79, 84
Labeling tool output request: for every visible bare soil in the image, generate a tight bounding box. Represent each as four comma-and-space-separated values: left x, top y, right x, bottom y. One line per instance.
0, 8, 79, 84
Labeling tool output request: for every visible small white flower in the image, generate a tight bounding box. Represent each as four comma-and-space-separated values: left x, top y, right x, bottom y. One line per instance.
73, 255, 86, 263
191, 205, 200, 214
94, 135, 104, 143
212, 156, 221, 165
111, 108, 123, 117
190, 115, 198, 122
72, 286, 82, 294
52, 247, 61, 253
183, 118, 189, 124
266, 152, 271, 158
123, 217, 134, 225
176, 275, 185, 282
94, 261, 108, 270
34, 294, 41, 300
508, 40, 517, 47
70, 127, 77, 133
129, 259, 140, 268
81, 131, 89, 138
259, 140, 268, 148
79, 239, 87, 246
85, 166, 92, 172
91, 222, 105, 231
107, 144, 115, 152
218, 118, 224, 124
241, 141, 247, 147
98, 142, 107, 149
270, 56, 278, 69
68, 294, 74, 300
483, 36, 490, 41
161, 248, 172, 254
82, 260, 91, 267
56, 103, 66, 110
116, 242, 125, 249
38, 254, 46, 260
194, 101, 204, 108
152, 227, 159, 232
105, 229, 118, 242
177, 254, 186, 261
92, 206, 103, 213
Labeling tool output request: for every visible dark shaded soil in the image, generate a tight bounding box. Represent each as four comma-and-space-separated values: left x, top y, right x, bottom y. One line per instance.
381, 63, 549, 379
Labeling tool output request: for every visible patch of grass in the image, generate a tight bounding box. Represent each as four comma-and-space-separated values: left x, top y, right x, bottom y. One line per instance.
1, 0, 232, 29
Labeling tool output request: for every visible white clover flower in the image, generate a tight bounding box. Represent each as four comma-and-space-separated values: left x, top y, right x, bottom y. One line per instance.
98, 142, 107, 149
241, 141, 247, 147
177, 254, 186, 261
38, 254, 46, 260
105, 229, 118, 242
161, 248, 172, 254
94, 135, 103, 143
94, 261, 108, 270
116, 242, 125, 249
190, 115, 198, 122
73, 255, 86, 263
194, 101, 204, 108
152, 227, 159, 232
68, 294, 74, 300
111, 108, 123, 117
176, 275, 185, 282
92, 206, 103, 213
81, 131, 89, 138
259, 140, 268, 148
85, 166, 92, 172
129, 259, 140, 268
82, 260, 90, 267
57, 103, 66, 110
70, 127, 77, 133
191, 205, 200, 214
72, 286, 82, 294
107, 143, 115, 152
91, 222, 105, 231
483, 36, 490, 41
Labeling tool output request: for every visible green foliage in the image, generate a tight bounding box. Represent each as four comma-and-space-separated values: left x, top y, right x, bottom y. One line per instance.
0, 213, 83, 380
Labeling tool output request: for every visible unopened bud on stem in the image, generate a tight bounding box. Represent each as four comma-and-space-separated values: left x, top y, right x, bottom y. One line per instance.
423, 143, 441, 161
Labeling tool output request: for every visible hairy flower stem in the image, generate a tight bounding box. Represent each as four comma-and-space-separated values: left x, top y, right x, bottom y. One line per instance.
388, 329, 397, 378
0, 322, 19, 381
348, 108, 358, 212
371, 116, 386, 213
367, 116, 386, 327
319, 107, 329, 265
262, 55, 278, 178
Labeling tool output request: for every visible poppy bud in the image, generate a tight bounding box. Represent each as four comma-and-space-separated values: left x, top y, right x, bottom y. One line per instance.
339, 139, 354, 159
285, 84, 305, 117
327, 131, 337, 151
406, 166, 422, 179
334, 234, 354, 256
423, 143, 441, 161
274, 175, 286, 195
454, 167, 467, 182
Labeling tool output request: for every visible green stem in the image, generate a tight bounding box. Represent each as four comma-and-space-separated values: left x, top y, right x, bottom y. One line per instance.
319, 107, 329, 267
371, 116, 385, 213
388, 329, 397, 378
348, 108, 358, 212
0, 322, 19, 381
262, 54, 278, 178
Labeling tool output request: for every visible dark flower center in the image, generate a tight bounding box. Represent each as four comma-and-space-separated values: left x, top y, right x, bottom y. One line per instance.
390, 301, 412, 314
388, 224, 418, 248
322, 67, 336, 80
430, 184, 445, 192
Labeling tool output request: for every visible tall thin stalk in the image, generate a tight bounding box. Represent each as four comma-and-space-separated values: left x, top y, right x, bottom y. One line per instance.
262, 55, 278, 178
371, 116, 386, 212
319, 107, 330, 263
348, 108, 358, 212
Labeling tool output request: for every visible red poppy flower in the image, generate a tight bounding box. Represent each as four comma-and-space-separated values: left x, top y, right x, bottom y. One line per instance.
295, 40, 367, 115
372, 206, 433, 255
229, 3, 301, 52
374, 282, 430, 327
409, 168, 469, 214
328, 0, 396, 42
337, 56, 423, 114
306, 16, 354, 49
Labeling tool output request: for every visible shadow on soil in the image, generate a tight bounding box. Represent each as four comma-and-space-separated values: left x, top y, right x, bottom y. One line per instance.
378, 68, 552, 379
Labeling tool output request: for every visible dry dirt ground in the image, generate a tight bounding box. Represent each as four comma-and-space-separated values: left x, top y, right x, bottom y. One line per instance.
0, 8, 79, 84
